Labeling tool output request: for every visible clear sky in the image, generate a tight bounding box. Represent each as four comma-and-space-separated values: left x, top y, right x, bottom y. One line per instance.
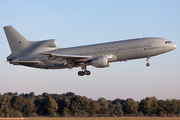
0, 0, 179, 101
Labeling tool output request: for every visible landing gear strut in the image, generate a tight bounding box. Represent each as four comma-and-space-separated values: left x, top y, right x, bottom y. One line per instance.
146, 57, 150, 67
78, 65, 91, 76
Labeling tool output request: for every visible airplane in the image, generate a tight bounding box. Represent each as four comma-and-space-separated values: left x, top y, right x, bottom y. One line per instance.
4, 26, 177, 76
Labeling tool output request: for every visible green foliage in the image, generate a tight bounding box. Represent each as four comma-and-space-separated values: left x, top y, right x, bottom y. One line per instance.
0, 95, 11, 117
98, 98, 108, 108
57, 99, 67, 115
123, 98, 139, 115
34, 100, 44, 115
69, 95, 90, 116
11, 95, 26, 112
114, 102, 124, 116
163, 99, 179, 114
4, 92, 18, 97
0, 94, 2, 101
88, 100, 100, 115
24, 99, 35, 115
8, 109, 22, 117
156, 106, 164, 116
0, 91, 179, 117
139, 96, 158, 115
62, 107, 71, 117
43, 95, 58, 116
29, 92, 35, 98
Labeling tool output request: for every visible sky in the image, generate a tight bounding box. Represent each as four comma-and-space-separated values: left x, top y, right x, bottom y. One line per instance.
0, 0, 179, 101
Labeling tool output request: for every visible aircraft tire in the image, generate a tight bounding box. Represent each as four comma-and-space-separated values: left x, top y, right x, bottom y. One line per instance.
78, 71, 84, 76
146, 63, 150, 67
84, 70, 91, 75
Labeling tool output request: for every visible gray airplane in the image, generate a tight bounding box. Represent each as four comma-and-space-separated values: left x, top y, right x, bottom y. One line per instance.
4, 26, 177, 76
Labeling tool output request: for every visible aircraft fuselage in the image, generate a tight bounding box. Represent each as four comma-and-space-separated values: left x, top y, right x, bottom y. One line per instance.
30, 37, 176, 69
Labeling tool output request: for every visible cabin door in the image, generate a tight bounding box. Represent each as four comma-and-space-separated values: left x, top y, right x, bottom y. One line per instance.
114, 45, 119, 53
148, 41, 155, 49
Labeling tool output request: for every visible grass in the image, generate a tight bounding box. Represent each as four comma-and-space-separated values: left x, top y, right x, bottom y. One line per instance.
1, 117, 180, 120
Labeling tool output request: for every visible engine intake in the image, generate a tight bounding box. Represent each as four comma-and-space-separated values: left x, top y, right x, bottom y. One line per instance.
90, 56, 109, 68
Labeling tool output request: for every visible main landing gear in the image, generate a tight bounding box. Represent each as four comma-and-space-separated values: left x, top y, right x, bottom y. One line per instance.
146, 57, 150, 67
78, 70, 91, 76
78, 65, 91, 76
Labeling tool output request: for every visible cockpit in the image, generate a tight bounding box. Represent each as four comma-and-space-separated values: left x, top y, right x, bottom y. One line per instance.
165, 41, 172, 44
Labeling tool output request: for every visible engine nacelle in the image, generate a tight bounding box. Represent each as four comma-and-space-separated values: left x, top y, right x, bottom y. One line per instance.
90, 56, 109, 68
37, 39, 57, 48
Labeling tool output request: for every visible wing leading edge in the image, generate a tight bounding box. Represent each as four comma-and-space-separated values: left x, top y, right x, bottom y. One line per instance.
40, 53, 92, 61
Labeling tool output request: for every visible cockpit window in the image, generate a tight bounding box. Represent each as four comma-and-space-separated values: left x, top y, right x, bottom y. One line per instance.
165, 41, 172, 44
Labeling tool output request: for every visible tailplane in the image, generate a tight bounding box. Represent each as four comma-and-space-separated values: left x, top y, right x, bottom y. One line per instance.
3, 26, 30, 53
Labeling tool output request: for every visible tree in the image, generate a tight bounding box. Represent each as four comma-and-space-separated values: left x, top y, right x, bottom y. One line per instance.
24, 99, 35, 116
66, 92, 75, 97
112, 98, 125, 108
28, 92, 35, 100
42, 92, 49, 98
0, 94, 2, 101
163, 99, 179, 115
0, 95, 12, 117
98, 108, 110, 117
34, 99, 44, 115
69, 95, 90, 117
156, 106, 164, 116
139, 96, 158, 115
56, 99, 67, 115
177, 100, 180, 115
88, 100, 100, 116
4, 92, 17, 97
114, 102, 124, 116
43, 95, 58, 116
62, 107, 71, 117
10, 95, 26, 112
0, 95, 24, 117
98, 98, 108, 108
123, 98, 139, 115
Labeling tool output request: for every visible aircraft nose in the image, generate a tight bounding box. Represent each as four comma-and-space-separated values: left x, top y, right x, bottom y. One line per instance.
173, 44, 177, 49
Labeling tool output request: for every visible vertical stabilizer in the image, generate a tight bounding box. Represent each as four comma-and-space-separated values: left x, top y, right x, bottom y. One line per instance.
3, 26, 30, 53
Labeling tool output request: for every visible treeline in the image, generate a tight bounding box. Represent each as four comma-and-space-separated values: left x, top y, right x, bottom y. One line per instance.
0, 92, 180, 117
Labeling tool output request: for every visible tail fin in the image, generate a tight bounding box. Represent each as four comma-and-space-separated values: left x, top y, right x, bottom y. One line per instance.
3, 26, 30, 53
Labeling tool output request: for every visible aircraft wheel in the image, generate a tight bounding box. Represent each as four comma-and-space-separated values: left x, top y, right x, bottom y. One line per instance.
78, 71, 84, 76
146, 63, 150, 67
84, 70, 91, 75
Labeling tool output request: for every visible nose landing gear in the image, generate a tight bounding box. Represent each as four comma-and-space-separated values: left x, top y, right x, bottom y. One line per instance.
146, 57, 150, 67
146, 63, 150, 67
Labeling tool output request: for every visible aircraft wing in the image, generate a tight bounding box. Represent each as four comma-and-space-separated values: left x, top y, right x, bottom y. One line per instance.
9, 61, 41, 63
8, 60, 41, 65
40, 53, 92, 61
